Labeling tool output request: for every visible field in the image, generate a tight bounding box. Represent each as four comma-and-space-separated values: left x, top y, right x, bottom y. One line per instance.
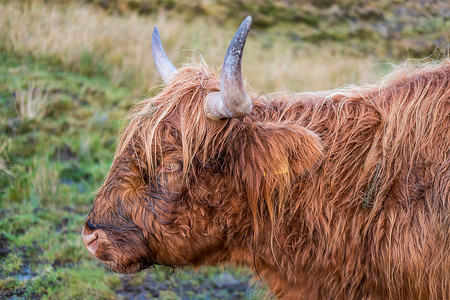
0, 1, 448, 299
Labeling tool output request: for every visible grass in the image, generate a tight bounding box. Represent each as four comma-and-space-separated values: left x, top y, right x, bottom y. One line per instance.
0, 1, 445, 299
14, 83, 50, 122
0, 50, 127, 298
0, 1, 383, 94
51, 0, 450, 61
0, 138, 14, 177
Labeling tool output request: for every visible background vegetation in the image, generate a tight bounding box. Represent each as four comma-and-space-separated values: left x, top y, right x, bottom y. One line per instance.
0, 0, 448, 299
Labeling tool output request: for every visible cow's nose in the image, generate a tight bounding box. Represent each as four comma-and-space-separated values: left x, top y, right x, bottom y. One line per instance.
82, 226, 99, 256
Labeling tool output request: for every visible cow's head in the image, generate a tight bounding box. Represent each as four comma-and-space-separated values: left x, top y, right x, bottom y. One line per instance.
82, 17, 323, 274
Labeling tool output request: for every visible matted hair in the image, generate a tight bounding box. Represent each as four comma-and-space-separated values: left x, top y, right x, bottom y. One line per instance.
89, 57, 450, 298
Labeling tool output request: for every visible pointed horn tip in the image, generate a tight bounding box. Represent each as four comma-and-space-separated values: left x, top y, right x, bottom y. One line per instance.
151, 25, 177, 83
152, 26, 159, 38
232, 16, 252, 39
241, 16, 252, 29
211, 16, 252, 119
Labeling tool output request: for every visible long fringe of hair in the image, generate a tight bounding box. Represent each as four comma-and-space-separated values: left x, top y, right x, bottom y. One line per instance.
101, 58, 450, 298
111, 59, 449, 234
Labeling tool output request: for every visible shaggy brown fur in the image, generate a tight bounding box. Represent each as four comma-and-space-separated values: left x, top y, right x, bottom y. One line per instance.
84, 60, 450, 299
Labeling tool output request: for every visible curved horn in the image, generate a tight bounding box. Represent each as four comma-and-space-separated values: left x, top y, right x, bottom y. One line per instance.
205, 16, 253, 119
152, 26, 177, 83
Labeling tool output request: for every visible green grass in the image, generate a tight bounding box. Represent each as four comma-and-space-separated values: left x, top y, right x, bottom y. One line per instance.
0, 51, 123, 299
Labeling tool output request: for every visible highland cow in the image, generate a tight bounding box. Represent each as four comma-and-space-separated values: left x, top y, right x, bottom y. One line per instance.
82, 17, 450, 299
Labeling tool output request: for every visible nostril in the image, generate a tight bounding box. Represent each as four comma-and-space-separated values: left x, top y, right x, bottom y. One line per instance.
82, 227, 99, 256
88, 232, 98, 245
87, 234, 99, 255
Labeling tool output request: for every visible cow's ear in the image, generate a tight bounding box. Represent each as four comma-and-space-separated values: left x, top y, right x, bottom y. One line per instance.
237, 122, 323, 177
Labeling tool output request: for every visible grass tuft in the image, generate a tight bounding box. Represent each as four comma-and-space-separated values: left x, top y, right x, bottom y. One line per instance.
0, 138, 14, 178
30, 155, 59, 206
14, 83, 49, 122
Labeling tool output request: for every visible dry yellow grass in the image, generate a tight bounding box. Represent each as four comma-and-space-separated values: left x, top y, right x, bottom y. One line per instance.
0, 1, 381, 95
0, 138, 14, 178
14, 83, 50, 121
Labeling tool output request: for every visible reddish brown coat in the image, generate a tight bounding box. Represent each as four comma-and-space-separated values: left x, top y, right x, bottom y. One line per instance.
84, 61, 450, 299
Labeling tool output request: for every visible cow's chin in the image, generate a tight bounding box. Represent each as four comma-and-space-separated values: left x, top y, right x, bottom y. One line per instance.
94, 239, 153, 274
96, 249, 153, 274
103, 260, 150, 274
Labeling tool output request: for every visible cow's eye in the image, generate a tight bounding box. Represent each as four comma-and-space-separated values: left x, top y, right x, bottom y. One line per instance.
164, 163, 180, 172
160, 158, 182, 173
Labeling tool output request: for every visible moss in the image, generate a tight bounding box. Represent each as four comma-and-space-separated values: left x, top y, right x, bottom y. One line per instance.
0, 277, 27, 298
38, 263, 121, 299
1, 252, 23, 274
